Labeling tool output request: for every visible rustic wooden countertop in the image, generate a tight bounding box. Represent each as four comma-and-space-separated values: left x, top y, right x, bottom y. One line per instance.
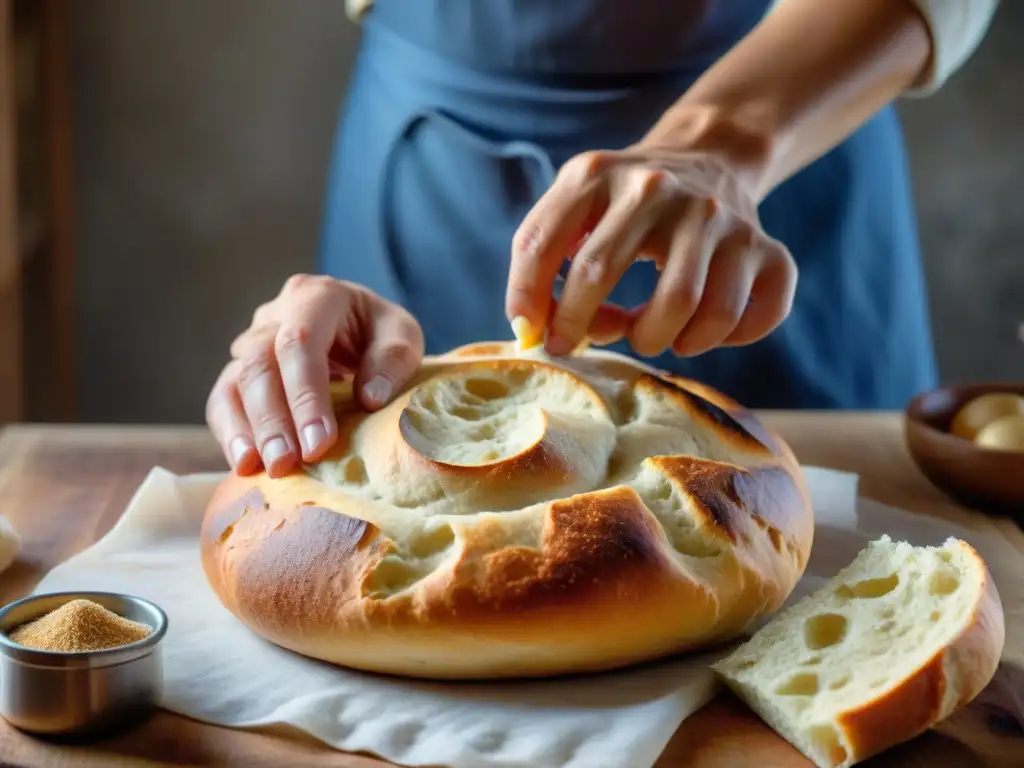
0, 415, 1021, 767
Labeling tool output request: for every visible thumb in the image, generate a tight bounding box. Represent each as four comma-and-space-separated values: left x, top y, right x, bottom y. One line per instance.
354, 298, 425, 410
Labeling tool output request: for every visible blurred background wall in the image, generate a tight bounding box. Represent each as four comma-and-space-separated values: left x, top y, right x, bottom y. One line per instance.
62, 0, 1023, 424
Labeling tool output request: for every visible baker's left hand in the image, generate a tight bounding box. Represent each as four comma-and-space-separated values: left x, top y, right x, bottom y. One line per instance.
504, 139, 796, 358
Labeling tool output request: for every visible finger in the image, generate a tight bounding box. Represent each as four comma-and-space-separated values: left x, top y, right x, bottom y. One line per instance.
722, 241, 797, 346
506, 151, 611, 333
548, 170, 669, 355
274, 284, 349, 462
629, 200, 715, 357
236, 336, 300, 478
205, 361, 261, 475
672, 229, 760, 357
230, 324, 276, 361
587, 302, 633, 345
354, 297, 425, 411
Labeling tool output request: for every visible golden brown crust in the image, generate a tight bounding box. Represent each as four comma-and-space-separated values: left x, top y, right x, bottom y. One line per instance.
838, 543, 1004, 763
201, 342, 815, 679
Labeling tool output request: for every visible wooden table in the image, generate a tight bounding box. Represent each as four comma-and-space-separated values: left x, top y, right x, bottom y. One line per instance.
0, 416, 1022, 767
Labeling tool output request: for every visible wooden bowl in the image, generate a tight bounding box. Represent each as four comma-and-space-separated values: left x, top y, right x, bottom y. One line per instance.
904, 383, 1024, 517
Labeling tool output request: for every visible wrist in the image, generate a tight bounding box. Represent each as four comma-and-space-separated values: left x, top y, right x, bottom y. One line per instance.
636, 100, 782, 200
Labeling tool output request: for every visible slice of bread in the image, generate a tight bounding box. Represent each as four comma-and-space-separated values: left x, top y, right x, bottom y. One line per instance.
711, 535, 1005, 768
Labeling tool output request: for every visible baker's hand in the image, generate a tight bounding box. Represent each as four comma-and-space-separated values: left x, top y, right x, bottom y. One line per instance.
505, 139, 796, 358
205, 275, 424, 478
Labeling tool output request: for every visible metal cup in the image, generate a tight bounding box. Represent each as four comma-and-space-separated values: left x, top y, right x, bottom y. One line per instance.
0, 591, 168, 738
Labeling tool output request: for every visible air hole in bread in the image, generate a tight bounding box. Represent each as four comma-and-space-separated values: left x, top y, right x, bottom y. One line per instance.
808, 725, 848, 767
876, 619, 896, 633
652, 477, 673, 501
464, 377, 510, 401
735, 659, 757, 671
937, 550, 953, 563
451, 405, 482, 421
342, 457, 368, 485
802, 656, 822, 666
668, 528, 723, 558
614, 386, 637, 423
408, 524, 456, 559
803, 613, 848, 650
774, 672, 819, 696
869, 677, 888, 689
828, 675, 849, 691
364, 557, 424, 598
930, 610, 942, 622
473, 424, 497, 440
835, 572, 899, 599
604, 450, 625, 482
880, 606, 895, 619
928, 569, 960, 596
390, 486, 447, 508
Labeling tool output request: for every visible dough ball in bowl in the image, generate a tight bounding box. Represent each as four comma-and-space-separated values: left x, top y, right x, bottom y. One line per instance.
200, 342, 814, 680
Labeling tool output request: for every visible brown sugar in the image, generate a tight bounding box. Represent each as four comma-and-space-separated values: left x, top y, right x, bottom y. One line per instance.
8, 598, 152, 652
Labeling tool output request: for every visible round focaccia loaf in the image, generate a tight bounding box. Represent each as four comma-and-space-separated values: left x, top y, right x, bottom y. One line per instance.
200, 341, 815, 679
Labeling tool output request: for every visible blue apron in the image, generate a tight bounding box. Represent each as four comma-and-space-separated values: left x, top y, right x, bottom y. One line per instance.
317, 0, 938, 410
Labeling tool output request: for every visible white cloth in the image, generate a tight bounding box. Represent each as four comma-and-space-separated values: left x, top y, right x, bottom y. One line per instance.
30, 465, 1023, 768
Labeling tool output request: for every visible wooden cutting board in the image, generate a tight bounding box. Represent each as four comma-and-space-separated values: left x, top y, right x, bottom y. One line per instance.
0, 420, 1021, 767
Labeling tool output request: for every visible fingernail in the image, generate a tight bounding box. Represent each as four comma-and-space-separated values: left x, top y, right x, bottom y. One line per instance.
362, 376, 392, 406
546, 335, 574, 357
262, 436, 290, 469
301, 420, 327, 457
228, 436, 253, 468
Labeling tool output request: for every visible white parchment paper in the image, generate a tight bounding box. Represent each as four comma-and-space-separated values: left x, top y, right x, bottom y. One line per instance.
31, 467, 1020, 768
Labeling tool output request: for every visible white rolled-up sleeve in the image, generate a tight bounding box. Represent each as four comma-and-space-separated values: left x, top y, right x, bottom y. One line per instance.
349, 0, 999, 98
904, 0, 999, 96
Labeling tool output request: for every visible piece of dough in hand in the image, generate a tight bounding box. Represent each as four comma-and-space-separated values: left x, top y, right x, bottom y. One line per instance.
0, 515, 21, 575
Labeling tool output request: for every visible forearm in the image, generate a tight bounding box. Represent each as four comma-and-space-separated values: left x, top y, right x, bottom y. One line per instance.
641, 0, 934, 199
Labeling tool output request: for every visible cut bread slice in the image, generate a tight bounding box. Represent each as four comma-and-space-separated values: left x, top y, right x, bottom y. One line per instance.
711, 535, 1005, 768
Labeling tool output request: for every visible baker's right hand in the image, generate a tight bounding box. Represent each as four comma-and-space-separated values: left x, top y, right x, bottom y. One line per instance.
205, 275, 425, 478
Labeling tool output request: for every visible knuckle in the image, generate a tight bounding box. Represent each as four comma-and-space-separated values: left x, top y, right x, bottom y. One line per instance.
511, 225, 541, 261
565, 150, 612, 183
236, 345, 277, 389
378, 340, 419, 370
767, 240, 796, 270
575, 250, 609, 285
632, 168, 671, 203
666, 279, 703, 316
553, 307, 590, 339
251, 301, 275, 328
250, 410, 290, 438
274, 323, 315, 358
282, 273, 339, 300
399, 315, 426, 352
287, 386, 323, 416
282, 273, 316, 294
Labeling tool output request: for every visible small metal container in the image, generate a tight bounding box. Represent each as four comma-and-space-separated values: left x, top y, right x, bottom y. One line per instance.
0, 591, 168, 738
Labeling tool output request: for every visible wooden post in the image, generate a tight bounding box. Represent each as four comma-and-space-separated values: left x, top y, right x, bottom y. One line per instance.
0, 0, 24, 425
41, 0, 75, 421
